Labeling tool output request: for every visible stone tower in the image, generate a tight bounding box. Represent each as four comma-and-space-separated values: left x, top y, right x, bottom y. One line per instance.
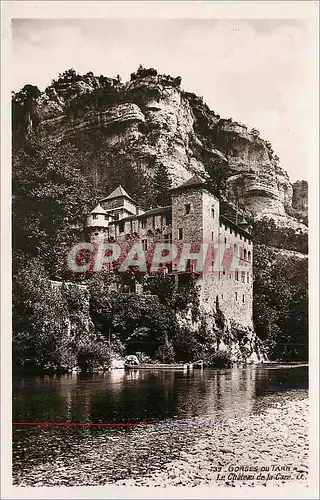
100, 185, 141, 219
170, 175, 253, 328
85, 203, 110, 244
170, 175, 220, 273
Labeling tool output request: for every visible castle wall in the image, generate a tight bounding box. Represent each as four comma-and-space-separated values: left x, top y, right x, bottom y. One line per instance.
170, 185, 253, 328
199, 220, 253, 327
171, 187, 205, 271
84, 184, 253, 329
87, 208, 173, 249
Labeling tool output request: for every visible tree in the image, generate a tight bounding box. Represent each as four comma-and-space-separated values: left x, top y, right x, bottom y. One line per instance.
152, 164, 172, 207
12, 85, 41, 131
205, 158, 231, 198
12, 134, 98, 277
89, 289, 177, 358
253, 244, 308, 360
52, 68, 81, 86
12, 258, 68, 371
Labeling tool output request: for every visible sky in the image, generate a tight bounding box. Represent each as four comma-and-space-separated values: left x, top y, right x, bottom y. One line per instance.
11, 18, 311, 181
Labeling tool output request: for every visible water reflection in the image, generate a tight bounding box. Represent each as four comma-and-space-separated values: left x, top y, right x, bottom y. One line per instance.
13, 365, 308, 426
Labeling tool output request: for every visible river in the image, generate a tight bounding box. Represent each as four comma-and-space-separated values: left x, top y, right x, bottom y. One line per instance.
13, 363, 308, 487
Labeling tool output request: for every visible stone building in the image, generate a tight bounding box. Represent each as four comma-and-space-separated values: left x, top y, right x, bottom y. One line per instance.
85, 176, 253, 328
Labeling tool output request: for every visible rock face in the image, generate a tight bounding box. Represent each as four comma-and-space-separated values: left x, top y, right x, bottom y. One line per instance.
290, 180, 308, 225
13, 66, 307, 232
217, 122, 293, 215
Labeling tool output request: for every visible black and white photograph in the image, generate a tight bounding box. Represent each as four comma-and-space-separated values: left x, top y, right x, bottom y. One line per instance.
1, 1, 319, 498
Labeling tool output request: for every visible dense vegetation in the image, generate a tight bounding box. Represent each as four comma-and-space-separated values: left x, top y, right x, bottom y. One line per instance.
253, 245, 308, 360
250, 216, 308, 254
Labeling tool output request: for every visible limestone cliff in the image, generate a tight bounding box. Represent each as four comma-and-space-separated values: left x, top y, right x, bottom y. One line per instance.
13, 67, 307, 239
13, 66, 308, 240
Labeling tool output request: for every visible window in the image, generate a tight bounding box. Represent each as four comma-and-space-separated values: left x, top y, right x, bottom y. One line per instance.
235, 292, 238, 301
247, 272, 250, 283
234, 243, 239, 257
223, 268, 226, 276
235, 269, 239, 281
152, 216, 156, 228
178, 228, 183, 240
242, 294, 245, 303
248, 251, 252, 263
142, 239, 148, 251
212, 231, 214, 241
92, 214, 98, 220
164, 233, 172, 244
212, 207, 215, 218
185, 203, 191, 214
241, 271, 245, 283
104, 215, 108, 220
186, 260, 195, 273
243, 249, 247, 260
119, 221, 125, 233
141, 219, 146, 229
224, 237, 227, 244
165, 214, 172, 226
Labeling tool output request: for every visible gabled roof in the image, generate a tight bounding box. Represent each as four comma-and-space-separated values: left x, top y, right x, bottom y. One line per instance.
100, 185, 136, 203
171, 174, 206, 192
137, 205, 172, 218
90, 204, 107, 215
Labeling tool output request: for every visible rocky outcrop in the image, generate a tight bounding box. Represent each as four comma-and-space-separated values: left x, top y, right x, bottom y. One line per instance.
289, 180, 308, 225
292, 180, 308, 212
12, 66, 307, 234
41, 103, 145, 143
214, 121, 293, 215
177, 309, 266, 365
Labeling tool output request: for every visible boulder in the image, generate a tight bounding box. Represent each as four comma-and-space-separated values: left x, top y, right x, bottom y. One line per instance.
125, 355, 140, 366
110, 357, 125, 369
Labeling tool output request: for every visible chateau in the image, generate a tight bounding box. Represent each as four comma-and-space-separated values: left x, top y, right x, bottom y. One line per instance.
85, 176, 253, 328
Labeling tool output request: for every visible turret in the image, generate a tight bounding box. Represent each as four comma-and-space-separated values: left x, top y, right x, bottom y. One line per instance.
86, 204, 110, 228
85, 204, 111, 243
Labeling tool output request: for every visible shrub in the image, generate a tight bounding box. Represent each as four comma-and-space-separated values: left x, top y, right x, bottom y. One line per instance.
155, 334, 175, 363
207, 350, 232, 368
76, 336, 112, 372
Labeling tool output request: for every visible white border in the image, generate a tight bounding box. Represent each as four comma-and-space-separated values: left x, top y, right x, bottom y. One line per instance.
1, 1, 319, 499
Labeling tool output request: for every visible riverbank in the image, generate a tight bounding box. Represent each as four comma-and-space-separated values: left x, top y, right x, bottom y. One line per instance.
115, 398, 309, 488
